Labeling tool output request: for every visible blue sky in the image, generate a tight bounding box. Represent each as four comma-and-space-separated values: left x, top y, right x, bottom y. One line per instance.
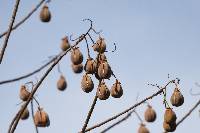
0, 0, 200, 132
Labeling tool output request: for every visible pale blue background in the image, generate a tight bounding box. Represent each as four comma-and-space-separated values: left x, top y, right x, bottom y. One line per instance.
0, 0, 200, 133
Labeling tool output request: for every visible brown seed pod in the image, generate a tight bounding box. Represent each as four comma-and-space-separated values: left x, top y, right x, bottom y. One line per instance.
97, 53, 107, 62
170, 88, 184, 107
40, 5, 51, 22
71, 48, 83, 65
84, 58, 97, 74
97, 61, 112, 79
19, 85, 30, 101
97, 82, 110, 100
20, 107, 29, 120
164, 108, 177, 124
81, 74, 94, 93
34, 108, 50, 127
61, 36, 70, 51
138, 124, 150, 133
110, 80, 123, 98
92, 37, 106, 53
71, 63, 83, 73
144, 105, 157, 122
57, 75, 67, 91
163, 121, 176, 132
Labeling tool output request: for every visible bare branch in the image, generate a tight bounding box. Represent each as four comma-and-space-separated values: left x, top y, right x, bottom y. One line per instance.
0, 0, 46, 38
0, 54, 60, 85
83, 80, 175, 132
81, 95, 98, 133
0, 0, 21, 63
176, 99, 200, 126
8, 26, 93, 133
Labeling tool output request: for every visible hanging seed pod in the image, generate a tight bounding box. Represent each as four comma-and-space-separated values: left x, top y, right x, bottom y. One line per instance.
61, 36, 70, 51
110, 80, 123, 98
138, 124, 150, 133
34, 108, 50, 127
84, 58, 97, 74
92, 37, 106, 53
21, 107, 29, 120
57, 75, 67, 91
170, 88, 184, 107
71, 63, 83, 73
97, 53, 107, 62
19, 85, 30, 101
163, 121, 176, 132
71, 48, 83, 65
97, 82, 110, 100
144, 105, 157, 122
40, 5, 51, 22
164, 108, 177, 124
97, 61, 112, 79
81, 74, 94, 93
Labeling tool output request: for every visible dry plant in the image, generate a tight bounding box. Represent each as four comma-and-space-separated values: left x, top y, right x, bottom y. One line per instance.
1, 1, 200, 133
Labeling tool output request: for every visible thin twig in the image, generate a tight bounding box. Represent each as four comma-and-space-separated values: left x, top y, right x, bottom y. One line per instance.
7, 109, 21, 133
83, 80, 175, 132
31, 100, 39, 133
8, 25, 93, 133
0, 54, 60, 85
100, 110, 133, 133
0, 0, 21, 63
81, 95, 98, 133
176, 99, 200, 126
0, 0, 46, 38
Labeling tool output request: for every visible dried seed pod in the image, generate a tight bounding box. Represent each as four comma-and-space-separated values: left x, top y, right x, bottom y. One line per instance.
93, 37, 106, 53
170, 88, 184, 107
21, 107, 29, 120
84, 58, 97, 74
97, 61, 112, 79
110, 80, 123, 98
81, 74, 94, 93
138, 124, 150, 133
61, 36, 70, 51
57, 75, 67, 91
97, 53, 107, 62
97, 82, 110, 100
71, 63, 83, 73
34, 108, 50, 127
40, 5, 51, 22
144, 105, 157, 122
164, 108, 177, 123
163, 121, 176, 132
71, 48, 83, 65
19, 85, 30, 101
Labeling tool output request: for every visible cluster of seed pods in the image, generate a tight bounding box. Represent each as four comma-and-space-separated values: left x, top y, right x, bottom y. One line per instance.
56, 35, 123, 100
19, 85, 50, 127
163, 86, 184, 132
83, 36, 123, 100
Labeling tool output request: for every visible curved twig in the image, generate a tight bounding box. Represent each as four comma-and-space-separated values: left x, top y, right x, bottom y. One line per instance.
0, 0, 21, 63
0, 54, 60, 85
0, 0, 46, 38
